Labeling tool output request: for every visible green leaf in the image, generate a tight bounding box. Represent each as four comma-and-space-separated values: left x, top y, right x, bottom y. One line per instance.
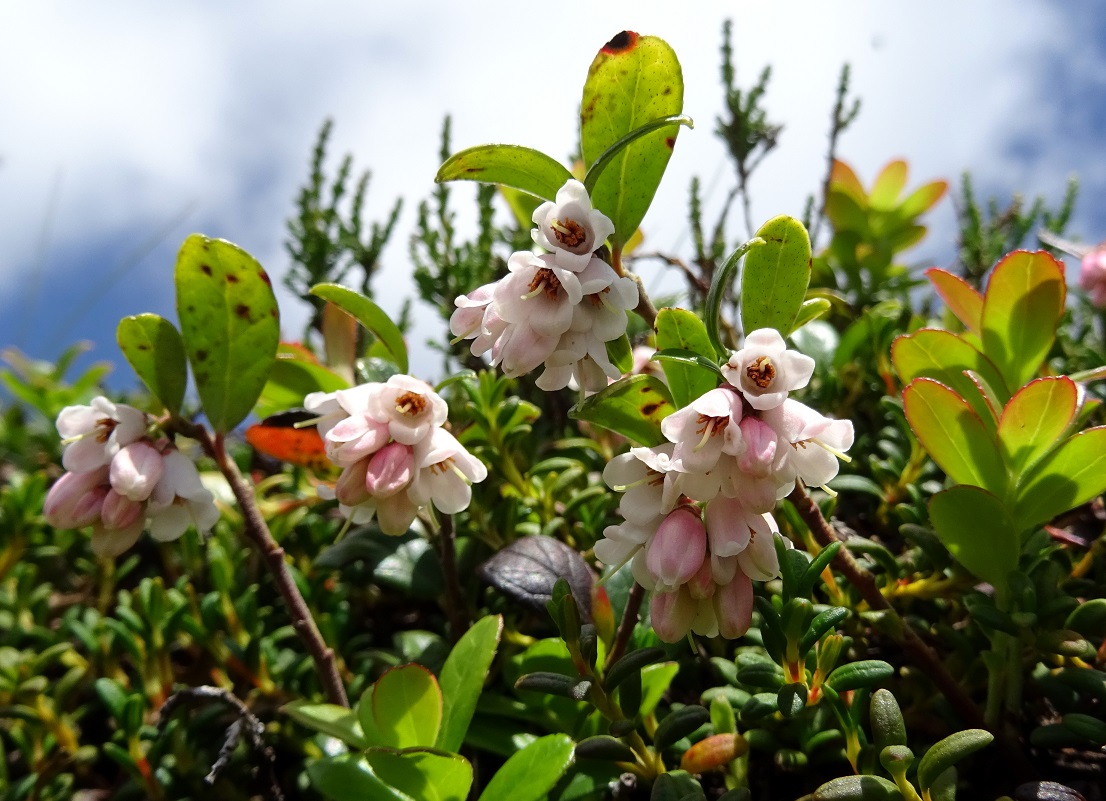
254, 344, 350, 419
928, 486, 1018, 596
310, 283, 408, 374
892, 328, 1011, 419
583, 115, 693, 196
868, 160, 908, 210
824, 660, 894, 692
902, 378, 1006, 496
174, 234, 280, 432
997, 376, 1077, 481
366, 748, 472, 801
436, 144, 572, 202
371, 665, 444, 749
813, 775, 904, 801
640, 661, 680, 716
654, 705, 710, 751
1014, 426, 1106, 529
307, 755, 413, 801
980, 250, 1066, 392
580, 31, 683, 251
915, 729, 992, 793
650, 770, 703, 801
570, 374, 674, 446
740, 216, 813, 336
606, 334, 634, 376
655, 308, 720, 408
925, 268, 983, 335
436, 615, 503, 753
869, 689, 907, 752
283, 701, 366, 748
705, 237, 766, 357
791, 297, 832, 331
477, 733, 575, 801
116, 314, 187, 415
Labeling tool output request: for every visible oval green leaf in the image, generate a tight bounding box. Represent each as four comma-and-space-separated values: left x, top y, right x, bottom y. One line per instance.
740, 216, 812, 336
925, 268, 983, 335
436, 614, 503, 753
705, 237, 765, 356
655, 308, 721, 407
868, 160, 908, 211
916, 729, 993, 793
476, 733, 574, 801
580, 31, 683, 251
928, 485, 1018, 595
174, 234, 280, 432
902, 378, 1007, 496
1014, 425, 1106, 529
307, 755, 412, 801
371, 664, 444, 749
583, 115, 693, 196
116, 313, 187, 415
569, 374, 674, 446
436, 144, 572, 202
283, 700, 367, 748
980, 250, 1066, 392
310, 283, 408, 374
892, 328, 1011, 421
813, 775, 904, 801
824, 660, 894, 693
997, 376, 1077, 481
366, 748, 472, 801
254, 343, 350, 420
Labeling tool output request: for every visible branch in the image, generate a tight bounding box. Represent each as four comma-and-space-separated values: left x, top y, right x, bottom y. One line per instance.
605, 582, 645, 670
175, 419, 349, 708
628, 272, 658, 330
437, 513, 470, 642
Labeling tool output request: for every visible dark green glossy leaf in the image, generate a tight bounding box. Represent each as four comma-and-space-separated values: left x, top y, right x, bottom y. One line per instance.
477, 733, 574, 801
916, 729, 993, 793
175, 234, 280, 432
116, 314, 187, 415
824, 660, 894, 692
705, 237, 765, 356
581, 32, 683, 252
436, 144, 572, 201
655, 308, 720, 407
928, 485, 1018, 595
310, 283, 408, 374
813, 776, 904, 801
654, 705, 709, 751
740, 216, 812, 336
570, 374, 674, 446
437, 615, 503, 753
869, 689, 907, 752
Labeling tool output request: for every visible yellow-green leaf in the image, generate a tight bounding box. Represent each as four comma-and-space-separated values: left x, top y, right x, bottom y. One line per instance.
929, 486, 1018, 596
998, 376, 1077, 481
116, 314, 187, 415
175, 234, 280, 432
570, 374, 674, 446
1014, 426, 1106, 529
925, 267, 983, 335
371, 665, 443, 749
740, 216, 812, 336
437, 144, 572, 202
655, 308, 718, 408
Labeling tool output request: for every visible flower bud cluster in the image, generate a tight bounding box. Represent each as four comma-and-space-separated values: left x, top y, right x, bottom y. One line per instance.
305, 374, 487, 534
594, 329, 854, 642
1080, 245, 1106, 308
44, 397, 219, 557
450, 180, 638, 392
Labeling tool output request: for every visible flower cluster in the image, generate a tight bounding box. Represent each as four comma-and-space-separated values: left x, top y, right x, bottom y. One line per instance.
594, 330, 853, 642
43, 397, 219, 557
305, 374, 487, 535
450, 180, 638, 392
1080, 245, 1106, 308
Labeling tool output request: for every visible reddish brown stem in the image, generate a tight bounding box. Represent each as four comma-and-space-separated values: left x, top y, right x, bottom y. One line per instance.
437, 513, 470, 642
605, 581, 645, 671
178, 420, 348, 708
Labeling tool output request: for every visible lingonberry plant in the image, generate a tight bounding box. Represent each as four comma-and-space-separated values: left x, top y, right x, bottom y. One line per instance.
5, 23, 1106, 801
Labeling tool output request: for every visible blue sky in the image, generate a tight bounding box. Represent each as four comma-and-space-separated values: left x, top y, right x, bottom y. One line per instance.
2, 1, 1104, 397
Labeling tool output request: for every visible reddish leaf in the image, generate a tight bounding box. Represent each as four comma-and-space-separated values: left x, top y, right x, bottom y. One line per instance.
926, 268, 984, 335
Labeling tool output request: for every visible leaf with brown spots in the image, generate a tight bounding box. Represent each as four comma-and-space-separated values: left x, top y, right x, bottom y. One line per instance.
569, 374, 674, 446
116, 313, 187, 415
175, 234, 279, 432
581, 33, 683, 254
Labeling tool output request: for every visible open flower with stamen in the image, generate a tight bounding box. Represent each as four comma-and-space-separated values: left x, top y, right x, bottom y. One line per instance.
147, 450, 220, 543
721, 328, 815, 411
661, 386, 745, 474
56, 397, 147, 473
409, 428, 489, 515
532, 179, 615, 271
368, 375, 449, 447
761, 399, 854, 494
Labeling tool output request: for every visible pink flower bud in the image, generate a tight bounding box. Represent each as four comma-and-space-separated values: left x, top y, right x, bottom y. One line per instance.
714, 571, 754, 639
109, 441, 164, 501
646, 506, 707, 592
686, 557, 716, 600
650, 586, 697, 643
100, 489, 145, 531
737, 417, 777, 477
44, 467, 109, 529
334, 459, 371, 506
1080, 248, 1106, 308
364, 442, 414, 498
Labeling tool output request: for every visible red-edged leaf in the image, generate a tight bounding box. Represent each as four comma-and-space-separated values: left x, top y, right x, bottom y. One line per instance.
903, 378, 1007, 496
829, 159, 866, 205
1014, 426, 1106, 529
980, 250, 1065, 391
926, 268, 984, 335
997, 377, 1078, 481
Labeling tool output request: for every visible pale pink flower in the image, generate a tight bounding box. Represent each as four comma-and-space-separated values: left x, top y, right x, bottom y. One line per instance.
44, 467, 110, 529
721, 329, 815, 411
1080, 247, 1106, 307
761, 399, 854, 493
714, 570, 754, 639
56, 397, 147, 473
364, 442, 415, 498
646, 507, 708, 593
661, 387, 745, 474
449, 282, 497, 344
532, 179, 615, 272
495, 252, 581, 334
109, 441, 165, 502
305, 384, 389, 465
368, 375, 449, 447
650, 586, 698, 643
147, 450, 220, 542
409, 428, 488, 515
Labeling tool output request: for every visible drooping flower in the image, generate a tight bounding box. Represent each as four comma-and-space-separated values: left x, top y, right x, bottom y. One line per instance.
661, 386, 745, 474
761, 399, 854, 494
109, 441, 165, 502
368, 375, 450, 447
409, 428, 489, 515
721, 329, 815, 411
646, 506, 708, 593
147, 450, 220, 543
531, 179, 616, 271
56, 397, 147, 473
44, 466, 111, 530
